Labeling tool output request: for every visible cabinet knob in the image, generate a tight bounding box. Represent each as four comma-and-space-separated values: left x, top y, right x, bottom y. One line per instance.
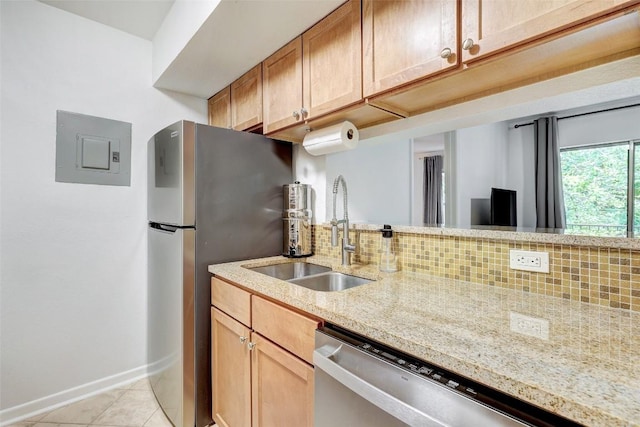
248, 342, 256, 350
440, 47, 453, 59
293, 110, 300, 119
300, 108, 308, 119
239, 336, 247, 344
462, 38, 475, 50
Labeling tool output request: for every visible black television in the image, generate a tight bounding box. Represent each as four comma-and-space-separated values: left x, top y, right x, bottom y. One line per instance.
490, 188, 517, 226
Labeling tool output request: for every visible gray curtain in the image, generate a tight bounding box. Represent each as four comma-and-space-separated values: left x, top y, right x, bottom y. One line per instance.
534, 116, 566, 228
423, 155, 443, 225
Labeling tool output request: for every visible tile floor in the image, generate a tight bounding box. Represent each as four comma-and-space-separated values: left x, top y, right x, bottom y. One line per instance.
7, 378, 173, 427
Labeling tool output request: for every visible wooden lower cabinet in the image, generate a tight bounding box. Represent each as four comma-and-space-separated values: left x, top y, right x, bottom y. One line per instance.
251, 332, 314, 427
211, 308, 251, 427
211, 277, 318, 427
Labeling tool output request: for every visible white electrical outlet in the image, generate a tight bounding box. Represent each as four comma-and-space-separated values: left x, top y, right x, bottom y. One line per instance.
510, 312, 549, 340
509, 249, 549, 273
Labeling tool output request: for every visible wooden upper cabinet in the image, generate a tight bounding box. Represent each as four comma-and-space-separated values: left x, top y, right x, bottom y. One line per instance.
209, 65, 262, 132
303, 0, 362, 119
461, 0, 637, 63
208, 87, 231, 128
263, 38, 303, 134
363, 0, 458, 97
264, 0, 362, 135
231, 64, 263, 131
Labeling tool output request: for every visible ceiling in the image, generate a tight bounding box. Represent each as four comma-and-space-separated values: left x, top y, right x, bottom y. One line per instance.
152, 0, 343, 97
39, 0, 174, 40
38, 0, 344, 98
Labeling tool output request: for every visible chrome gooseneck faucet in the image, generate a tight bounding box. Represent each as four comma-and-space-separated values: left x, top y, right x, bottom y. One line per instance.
331, 175, 356, 265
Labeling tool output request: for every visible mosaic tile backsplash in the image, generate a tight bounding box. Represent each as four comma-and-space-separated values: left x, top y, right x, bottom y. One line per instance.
313, 226, 640, 312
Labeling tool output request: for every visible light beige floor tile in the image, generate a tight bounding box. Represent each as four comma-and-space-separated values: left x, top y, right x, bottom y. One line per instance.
127, 379, 152, 392
39, 390, 125, 424
25, 412, 48, 421
91, 389, 159, 426
142, 408, 172, 427
33, 423, 90, 427
5, 423, 34, 427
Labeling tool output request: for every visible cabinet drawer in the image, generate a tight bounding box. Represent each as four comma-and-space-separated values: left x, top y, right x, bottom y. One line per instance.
251, 296, 320, 364
211, 277, 251, 327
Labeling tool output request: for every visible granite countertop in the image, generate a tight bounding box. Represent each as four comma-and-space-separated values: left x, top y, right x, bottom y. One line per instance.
208, 255, 640, 427
322, 223, 640, 250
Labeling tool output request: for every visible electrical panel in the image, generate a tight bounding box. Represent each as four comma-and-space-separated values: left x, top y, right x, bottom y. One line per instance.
55, 110, 131, 186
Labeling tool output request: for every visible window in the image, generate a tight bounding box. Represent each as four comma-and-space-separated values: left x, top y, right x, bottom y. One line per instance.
560, 140, 640, 235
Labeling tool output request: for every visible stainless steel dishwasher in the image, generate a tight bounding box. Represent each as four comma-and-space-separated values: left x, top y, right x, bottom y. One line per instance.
314, 325, 583, 427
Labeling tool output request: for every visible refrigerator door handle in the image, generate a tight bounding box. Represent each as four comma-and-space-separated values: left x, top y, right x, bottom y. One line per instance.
150, 222, 179, 233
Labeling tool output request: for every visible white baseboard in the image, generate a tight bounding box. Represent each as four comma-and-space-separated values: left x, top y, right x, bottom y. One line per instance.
0, 364, 150, 426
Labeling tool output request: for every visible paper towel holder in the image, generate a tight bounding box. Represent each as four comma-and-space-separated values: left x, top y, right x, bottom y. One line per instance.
302, 120, 359, 156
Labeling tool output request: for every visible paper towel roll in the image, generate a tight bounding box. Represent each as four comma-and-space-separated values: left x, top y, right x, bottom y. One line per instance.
302, 121, 359, 156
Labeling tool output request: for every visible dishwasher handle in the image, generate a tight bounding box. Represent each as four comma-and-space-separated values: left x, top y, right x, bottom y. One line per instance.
314, 344, 445, 427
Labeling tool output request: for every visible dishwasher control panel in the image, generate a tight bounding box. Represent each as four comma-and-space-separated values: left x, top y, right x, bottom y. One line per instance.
360, 342, 480, 399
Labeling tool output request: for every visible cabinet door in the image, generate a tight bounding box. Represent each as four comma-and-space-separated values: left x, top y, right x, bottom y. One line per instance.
303, 0, 362, 119
208, 87, 231, 128
263, 37, 303, 134
461, 0, 635, 62
363, 0, 458, 97
231, 64, 263, 131
212, 308, 251, 427
250, 332, 314, 427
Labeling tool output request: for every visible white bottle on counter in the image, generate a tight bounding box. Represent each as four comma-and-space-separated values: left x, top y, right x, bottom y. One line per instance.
378, 224, 398, 272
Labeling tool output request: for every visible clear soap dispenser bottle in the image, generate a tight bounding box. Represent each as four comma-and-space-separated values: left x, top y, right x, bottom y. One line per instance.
379, 224, 398, 272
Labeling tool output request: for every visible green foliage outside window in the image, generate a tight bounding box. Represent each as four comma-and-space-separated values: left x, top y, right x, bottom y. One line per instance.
560, 143, 629, 235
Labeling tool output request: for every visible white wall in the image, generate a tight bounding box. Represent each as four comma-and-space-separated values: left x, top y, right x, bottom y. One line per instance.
557, 104, 640, 148
506, 126, 537, 228
294, 123, 520, 228
152, 0, 219, 84
0, 1, 206, 422
293, 136, 413, 226
453, 122, 510, 227
323, 139, 412, 225
293, 145, 327, 223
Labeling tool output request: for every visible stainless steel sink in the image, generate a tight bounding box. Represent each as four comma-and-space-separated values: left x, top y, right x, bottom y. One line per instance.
247, 262, 331, 280
246, 262, 372, 292
288, 271, 371, 292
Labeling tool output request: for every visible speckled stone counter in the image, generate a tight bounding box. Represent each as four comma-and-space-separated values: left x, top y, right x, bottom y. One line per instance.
342, 223, 640, 250
208, 256, 640, 427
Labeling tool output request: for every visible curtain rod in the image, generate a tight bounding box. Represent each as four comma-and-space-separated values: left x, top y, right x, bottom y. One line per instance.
513, 102, 640, 129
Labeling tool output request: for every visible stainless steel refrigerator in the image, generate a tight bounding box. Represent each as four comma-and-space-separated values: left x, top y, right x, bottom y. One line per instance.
147, 121, 292, 427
